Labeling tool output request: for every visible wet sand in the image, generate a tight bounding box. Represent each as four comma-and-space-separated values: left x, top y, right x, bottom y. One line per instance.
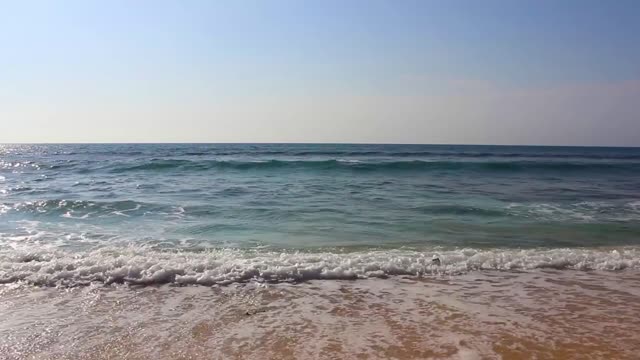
1, 270, 639, 359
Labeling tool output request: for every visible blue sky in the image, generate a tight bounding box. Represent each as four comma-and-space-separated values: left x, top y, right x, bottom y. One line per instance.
1, 0, 639, 145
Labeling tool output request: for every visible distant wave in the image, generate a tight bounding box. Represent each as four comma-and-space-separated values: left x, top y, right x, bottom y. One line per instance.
2, 199, 639, 224
413, 204, 508, 217
6, 152, 640, 174
105, 159, 640, 173
1, 246, 638, 287
285, 151, 640, 160
152, 151, 640, 160
0, 199, 164, 217
12, 157, 634, 174
127, 149, 640, 160
11, 148, 640, 160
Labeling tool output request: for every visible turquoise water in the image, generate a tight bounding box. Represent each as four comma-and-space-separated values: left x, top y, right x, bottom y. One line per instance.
1, 144, 639, 285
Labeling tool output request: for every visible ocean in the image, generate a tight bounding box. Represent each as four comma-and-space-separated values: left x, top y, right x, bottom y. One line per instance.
1, 143, 640, 359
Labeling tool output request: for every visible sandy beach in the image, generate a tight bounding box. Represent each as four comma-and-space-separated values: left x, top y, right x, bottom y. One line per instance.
2, 270, 639, 359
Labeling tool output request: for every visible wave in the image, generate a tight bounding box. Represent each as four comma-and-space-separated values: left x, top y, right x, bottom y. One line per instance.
395, 201, 640, 221
0, 199, 164, 217
414, 205, 508, 217
126, 148, 640, 160
3, 199, 638, 223
0, 160, 41, 170
1, 246, 638, 287
6, 155, 640, 175
106, 159, 640, 173
285, 151, 640, 160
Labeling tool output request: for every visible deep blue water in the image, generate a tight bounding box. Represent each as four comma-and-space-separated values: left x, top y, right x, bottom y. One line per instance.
1, 144, 640, 285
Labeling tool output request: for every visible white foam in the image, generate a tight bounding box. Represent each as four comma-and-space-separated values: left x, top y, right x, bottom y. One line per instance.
61, 211, 92, 219
506, 201, 640, 222
0, 246, 639, 287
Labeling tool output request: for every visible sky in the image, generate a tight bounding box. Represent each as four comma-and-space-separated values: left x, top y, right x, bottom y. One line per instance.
1, 0, 639, 145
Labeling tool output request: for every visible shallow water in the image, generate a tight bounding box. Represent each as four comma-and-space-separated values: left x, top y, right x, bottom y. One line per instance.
1, 270, 639, 359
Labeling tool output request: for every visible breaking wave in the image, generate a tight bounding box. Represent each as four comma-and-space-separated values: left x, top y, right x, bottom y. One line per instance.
1, 246, 639, 287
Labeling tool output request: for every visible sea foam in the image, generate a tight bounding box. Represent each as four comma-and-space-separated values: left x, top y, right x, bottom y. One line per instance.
1, 246, 638, 287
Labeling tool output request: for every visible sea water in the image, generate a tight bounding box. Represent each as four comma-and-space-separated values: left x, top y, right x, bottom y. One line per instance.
1, 143, 640, 286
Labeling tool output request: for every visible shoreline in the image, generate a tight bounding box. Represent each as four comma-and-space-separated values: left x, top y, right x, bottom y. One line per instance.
2, 270, 639, 359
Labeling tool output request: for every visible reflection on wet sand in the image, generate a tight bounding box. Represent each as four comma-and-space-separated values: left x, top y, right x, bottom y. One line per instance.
1, 270, 639, 359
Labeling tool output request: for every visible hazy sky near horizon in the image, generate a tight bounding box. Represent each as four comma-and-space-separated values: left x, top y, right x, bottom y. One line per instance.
1, 0, 639, 145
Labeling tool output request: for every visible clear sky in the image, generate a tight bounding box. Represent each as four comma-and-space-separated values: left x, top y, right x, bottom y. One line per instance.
1, 0, 639, 145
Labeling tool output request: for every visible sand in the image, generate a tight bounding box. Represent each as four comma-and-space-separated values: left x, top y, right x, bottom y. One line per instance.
1, 270, 639, 359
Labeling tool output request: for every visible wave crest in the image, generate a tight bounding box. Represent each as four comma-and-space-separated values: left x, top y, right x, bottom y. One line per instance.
104, 159, 640, 173
1, 247, 638, 287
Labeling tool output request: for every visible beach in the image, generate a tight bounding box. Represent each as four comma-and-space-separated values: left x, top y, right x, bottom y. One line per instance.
2, 270, 639, 359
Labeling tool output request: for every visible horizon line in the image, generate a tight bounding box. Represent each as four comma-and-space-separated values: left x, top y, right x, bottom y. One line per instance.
1, 142, 638, 148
